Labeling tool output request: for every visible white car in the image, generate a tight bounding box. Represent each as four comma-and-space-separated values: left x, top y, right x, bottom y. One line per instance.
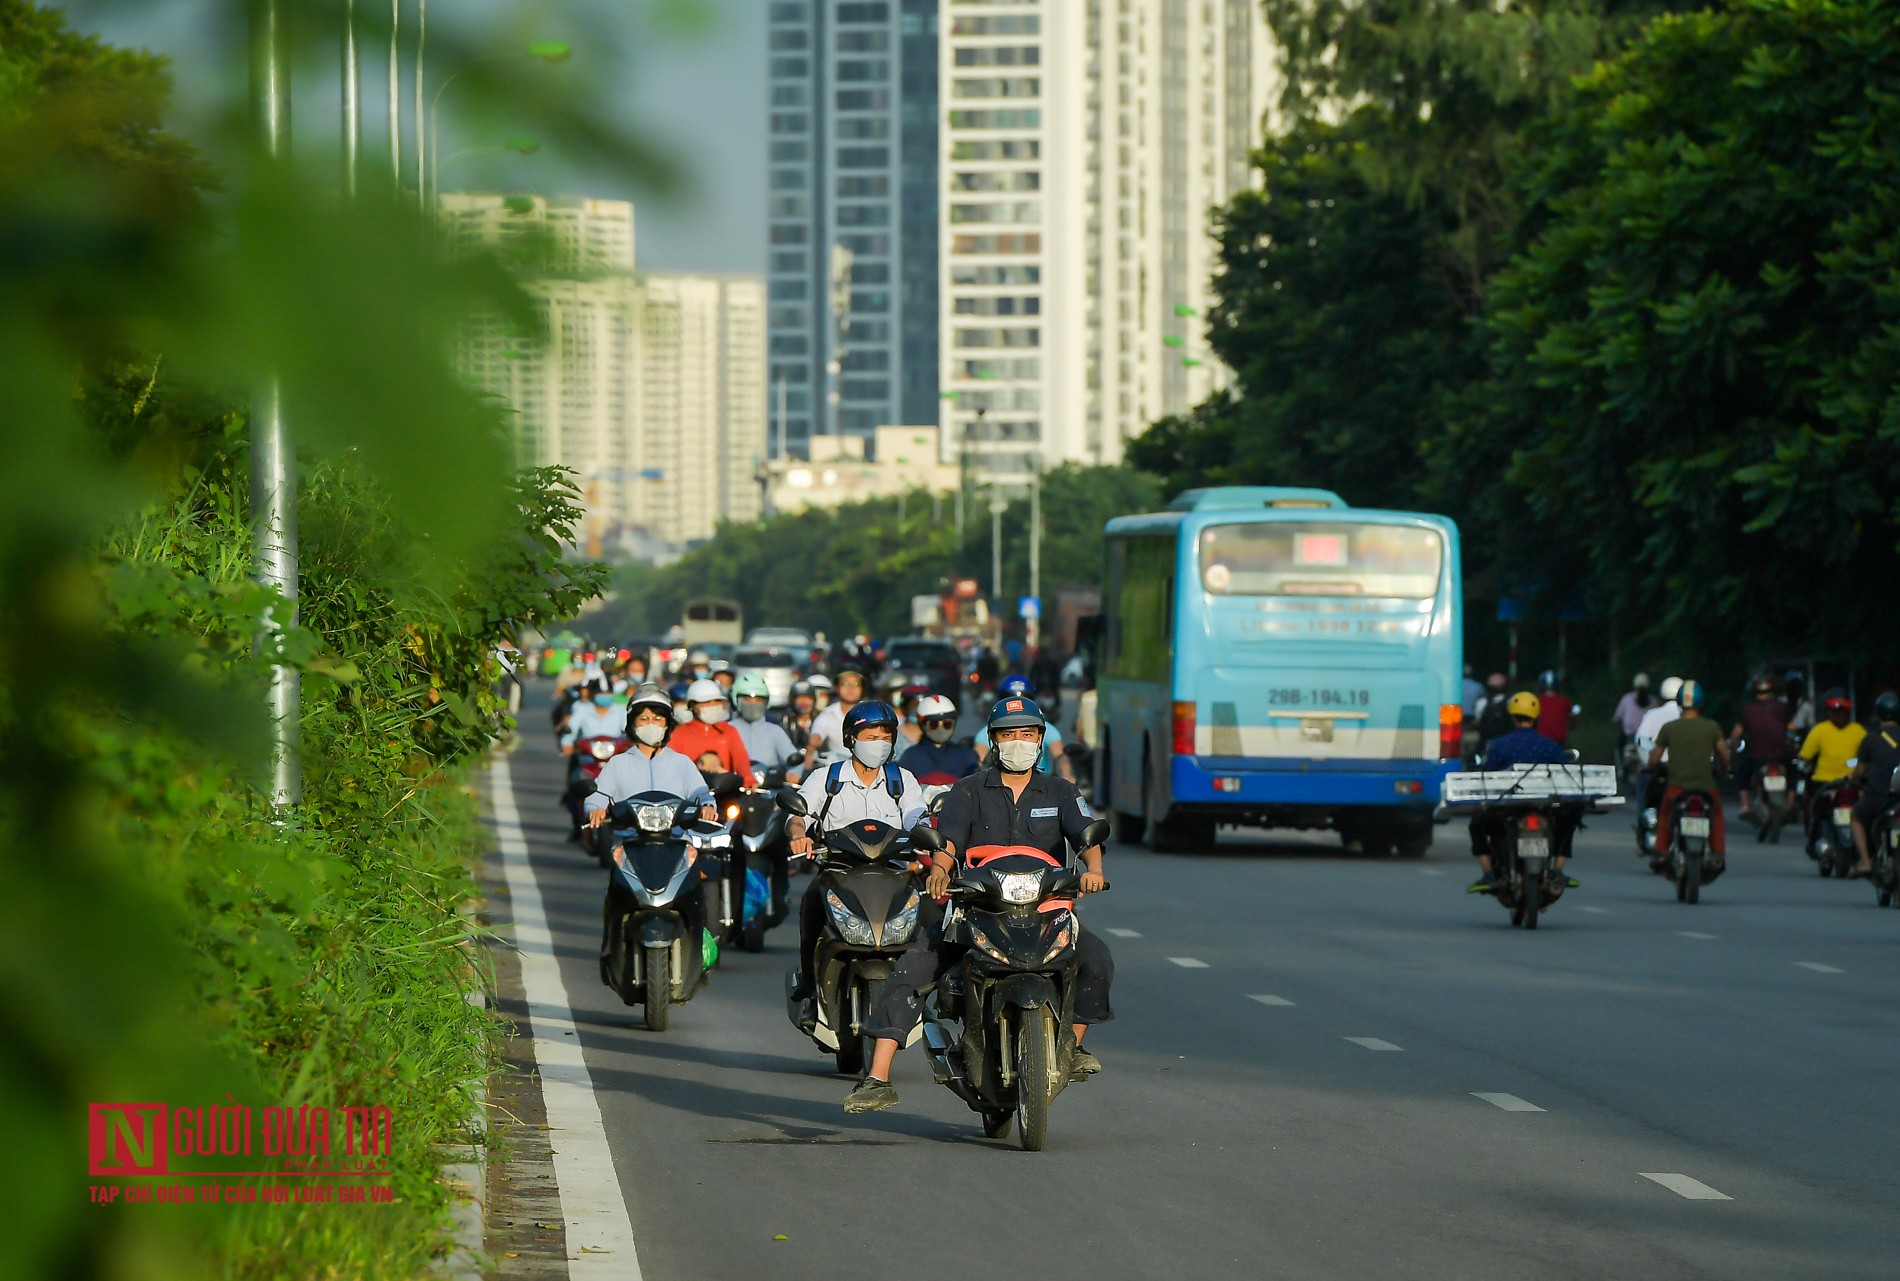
744, 627, 813, 652
732, 647, 801, 707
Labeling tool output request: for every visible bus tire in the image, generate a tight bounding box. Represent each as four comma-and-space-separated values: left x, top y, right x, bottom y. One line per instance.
1395, 815, 1435, 859
1107, 743, 1145, 843
1145, 765, 1212, 854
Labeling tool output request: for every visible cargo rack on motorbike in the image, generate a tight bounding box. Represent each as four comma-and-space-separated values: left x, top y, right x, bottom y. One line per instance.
1442, 764, 1624, 810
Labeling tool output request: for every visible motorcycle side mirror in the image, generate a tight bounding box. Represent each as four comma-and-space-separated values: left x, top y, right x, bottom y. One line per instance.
762, 766, 786, 789
776, 786, 810, 817
1566, 749, 1581, 764
1078, 818, 1111, 849
785, 749, 806, 767
709, 771, 742, 799
909, 823, 947, 853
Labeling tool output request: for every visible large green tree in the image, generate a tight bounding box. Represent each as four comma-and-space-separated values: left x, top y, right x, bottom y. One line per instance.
1467, 0, 1900, 663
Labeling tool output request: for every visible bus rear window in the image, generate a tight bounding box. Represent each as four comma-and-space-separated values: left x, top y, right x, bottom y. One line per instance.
1198, 522, 1443, 598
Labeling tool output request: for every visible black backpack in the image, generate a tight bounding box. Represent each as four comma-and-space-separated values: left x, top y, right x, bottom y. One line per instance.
1478, 694, 1515, 744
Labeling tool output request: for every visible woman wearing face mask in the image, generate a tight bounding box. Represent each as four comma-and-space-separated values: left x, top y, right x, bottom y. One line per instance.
667, 678, 758, 787
560, 680, 628, 758
785, 701, 928, 1008
897, 694, 980, 784
583, 684, 713, 832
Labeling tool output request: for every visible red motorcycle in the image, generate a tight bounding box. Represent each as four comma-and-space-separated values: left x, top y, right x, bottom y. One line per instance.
569, 734, 632, 860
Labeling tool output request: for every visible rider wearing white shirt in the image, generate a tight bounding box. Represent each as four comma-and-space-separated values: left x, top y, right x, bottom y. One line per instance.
585, 685, 712, 823
1634, 676, 1684, 762
731, 671, 800, 777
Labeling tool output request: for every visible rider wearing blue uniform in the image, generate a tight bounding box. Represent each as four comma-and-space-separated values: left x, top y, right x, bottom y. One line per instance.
897, 694, 980, 784
1467, 692, 1579, 893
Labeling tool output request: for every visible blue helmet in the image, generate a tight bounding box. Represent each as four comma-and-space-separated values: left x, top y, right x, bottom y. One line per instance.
998, 674, 1033, 698
842, 700, 899, 745
1678, 679, 1705, 710
668, 681, 691, 701
988, 694, 1047, 731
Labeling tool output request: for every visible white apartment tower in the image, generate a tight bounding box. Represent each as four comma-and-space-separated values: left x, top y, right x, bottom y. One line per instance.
939, 0, 1274, 482
444, 194, 766, 554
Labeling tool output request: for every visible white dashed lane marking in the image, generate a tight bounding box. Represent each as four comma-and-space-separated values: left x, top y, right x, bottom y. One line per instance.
1105, 928, 1142, 938
1676, 931, 1717, 940
1417, 867, 1447, 877
1344, 1037, 1403, 1052
1167, 956, 1209, 969
1794, 962, 1845, 974
1247, 994, 1294, 1007
1473, 1093, 1545, 1112
1578, 906, 1611, 914
1640, 1173, 1732, 1201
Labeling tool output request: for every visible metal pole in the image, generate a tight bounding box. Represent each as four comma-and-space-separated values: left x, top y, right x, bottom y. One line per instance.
249, 0, 300, 809
1028, 454, 1041, 652
341, 0, 359, 199
990, 492, 1004, 606
388, 0, 400, 191
775, 373, 786, 460
414, 0, 427, 210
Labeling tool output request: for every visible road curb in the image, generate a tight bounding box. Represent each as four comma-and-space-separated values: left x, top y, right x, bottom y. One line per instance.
441, 783, 498, 1279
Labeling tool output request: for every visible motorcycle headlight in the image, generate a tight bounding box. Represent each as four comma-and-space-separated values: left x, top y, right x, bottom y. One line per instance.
999, 871, 1043, 905
883, 891, 921, 945
590, 740, 617, 761
725, 802, 742, 822
825, 890, 876, 946
636, 802, 675, 834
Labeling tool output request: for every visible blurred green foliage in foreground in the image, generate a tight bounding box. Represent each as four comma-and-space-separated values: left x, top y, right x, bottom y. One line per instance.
0, 4, 621, 1275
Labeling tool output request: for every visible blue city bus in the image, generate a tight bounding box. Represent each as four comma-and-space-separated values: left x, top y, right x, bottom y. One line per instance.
1096, 487, 1463, 856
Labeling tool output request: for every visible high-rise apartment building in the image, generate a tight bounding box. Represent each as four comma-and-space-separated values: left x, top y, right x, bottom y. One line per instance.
444, 194, 766, 555
939, 0, 1274, 483
765, 0, 940, 459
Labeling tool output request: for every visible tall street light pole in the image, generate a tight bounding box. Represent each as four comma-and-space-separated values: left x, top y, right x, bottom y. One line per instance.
341, 0, 359, 199
1028, 450, 1041, 652
387, 0, 400, 191
414, 0, 427, 209
425, 44, 571, 214
249, 0, 299, 809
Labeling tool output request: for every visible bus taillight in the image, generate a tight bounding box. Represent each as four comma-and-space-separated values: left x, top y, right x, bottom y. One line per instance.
1172, 702, 1197, 756
1439, 704, 1462, 759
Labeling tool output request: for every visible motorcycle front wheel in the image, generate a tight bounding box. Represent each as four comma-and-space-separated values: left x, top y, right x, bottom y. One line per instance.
645, 947, 671, 1032
1016, 1009, 1055, 1152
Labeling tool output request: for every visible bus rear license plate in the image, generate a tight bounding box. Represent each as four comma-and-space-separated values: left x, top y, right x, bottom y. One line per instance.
1833, 807, 1853, 827
1763, 775, 1786, 792
1300, 718, 1334, 743
1680, 817, 1711, 837
1214, 777, 1241, 793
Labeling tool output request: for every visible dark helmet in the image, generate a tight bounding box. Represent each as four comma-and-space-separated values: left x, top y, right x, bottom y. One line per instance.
790, 678, 815, 698
1874, 691, 1900, 722
668, 681, 691, 702
988, 694, 1047, 732
1752, 675, 1775, 695
1822, 687, 1852, 713
832, 665, 867, 690
842, 700, 899, 745
998, 674, 1033, 698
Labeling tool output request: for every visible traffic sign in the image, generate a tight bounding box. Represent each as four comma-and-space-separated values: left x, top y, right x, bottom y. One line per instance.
1018, 596, 1040, 620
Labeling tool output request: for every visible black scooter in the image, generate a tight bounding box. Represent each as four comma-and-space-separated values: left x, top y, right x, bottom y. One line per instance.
776, 788, 932, 1074
727, 755, 804, 952
596, 777, 739, 1031
920, 817, 1112, 1152
1660, 787, 1723, 903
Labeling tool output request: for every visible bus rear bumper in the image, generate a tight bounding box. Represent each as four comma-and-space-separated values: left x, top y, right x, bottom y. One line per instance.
1170, 755, 1456, 809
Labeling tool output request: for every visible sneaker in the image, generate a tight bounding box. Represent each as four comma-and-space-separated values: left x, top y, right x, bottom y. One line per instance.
1069, 1048, 1102, 1082
843, 1076, 898, 1114
1465, 874, 1497, 894
1563, 876, 1581, 889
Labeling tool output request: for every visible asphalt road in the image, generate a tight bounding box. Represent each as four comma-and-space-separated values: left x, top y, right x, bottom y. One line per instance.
497, 692, 1900, 1280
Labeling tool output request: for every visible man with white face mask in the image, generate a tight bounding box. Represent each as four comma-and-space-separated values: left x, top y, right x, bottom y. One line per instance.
584, 685, 713, 827
786, 701, 925, 1006
668, 677, 757, 787
730, 671, 799, 778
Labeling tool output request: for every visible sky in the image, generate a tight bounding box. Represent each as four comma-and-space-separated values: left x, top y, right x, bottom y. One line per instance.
63, 0, 769, 274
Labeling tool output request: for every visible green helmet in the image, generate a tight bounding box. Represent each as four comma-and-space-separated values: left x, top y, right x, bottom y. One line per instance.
732, 671, 771, 700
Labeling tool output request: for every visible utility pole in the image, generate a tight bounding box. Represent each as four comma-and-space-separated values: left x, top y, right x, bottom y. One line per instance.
249, 0, 299, 809
387, 0, 400, 191
1028, 451, 1041, 651
990, 491, 1006, 607
414, 0, 427, 210
341, 0, 359, 199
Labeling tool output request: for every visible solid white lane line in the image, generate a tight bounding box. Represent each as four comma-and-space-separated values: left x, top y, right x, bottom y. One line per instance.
1794, 961, 1844, 973
1167, 956, 1209, 969
1639, 1173, 1733, 1201
1345, 1037, 1403, 1052
1578, 906, 1611, 915
1247, 994, 1294, 1007
1473, 1093, 1545, 1112
492, 756, 644, 1279
1105, 927, 1142, 938
1676, 931, 1717, 940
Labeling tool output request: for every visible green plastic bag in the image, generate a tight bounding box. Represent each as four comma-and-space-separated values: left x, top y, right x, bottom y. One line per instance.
702, 928, 719, 972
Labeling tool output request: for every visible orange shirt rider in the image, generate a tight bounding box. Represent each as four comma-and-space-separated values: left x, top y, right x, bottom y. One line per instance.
669, 679, 757, 787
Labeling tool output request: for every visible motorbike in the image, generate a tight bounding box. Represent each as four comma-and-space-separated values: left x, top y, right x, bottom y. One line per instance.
775, 788, 932, 1074
1804, 775, 1861, 877
1867, 768, 1900, 908
727, 755, 803, 952
918, 818, 1113, 1151
1743, 756, 1797, 844
1634, 772, 1665, 866
595, 778, 740, 1031
570, 734, 633, 857
1661, 787, 1724, 904
1445, 764, 1621, 929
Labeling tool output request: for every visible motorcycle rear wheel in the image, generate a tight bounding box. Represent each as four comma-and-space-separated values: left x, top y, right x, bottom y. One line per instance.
1684, 851, 1701, 904
1017, 1010, 1055, 1152
645, 948, 671, 1032
1520, 870, 1540, 930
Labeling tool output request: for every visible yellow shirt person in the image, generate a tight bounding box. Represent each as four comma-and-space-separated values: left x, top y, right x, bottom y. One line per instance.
1799, 720, 1867, 783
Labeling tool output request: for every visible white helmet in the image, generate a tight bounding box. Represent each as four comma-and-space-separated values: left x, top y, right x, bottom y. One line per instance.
1660, 676, 1684, 703
916, 694, 957, 720
1632, 672, 1650, 690
808, 673, 833, 690
687, 678, 725, 704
